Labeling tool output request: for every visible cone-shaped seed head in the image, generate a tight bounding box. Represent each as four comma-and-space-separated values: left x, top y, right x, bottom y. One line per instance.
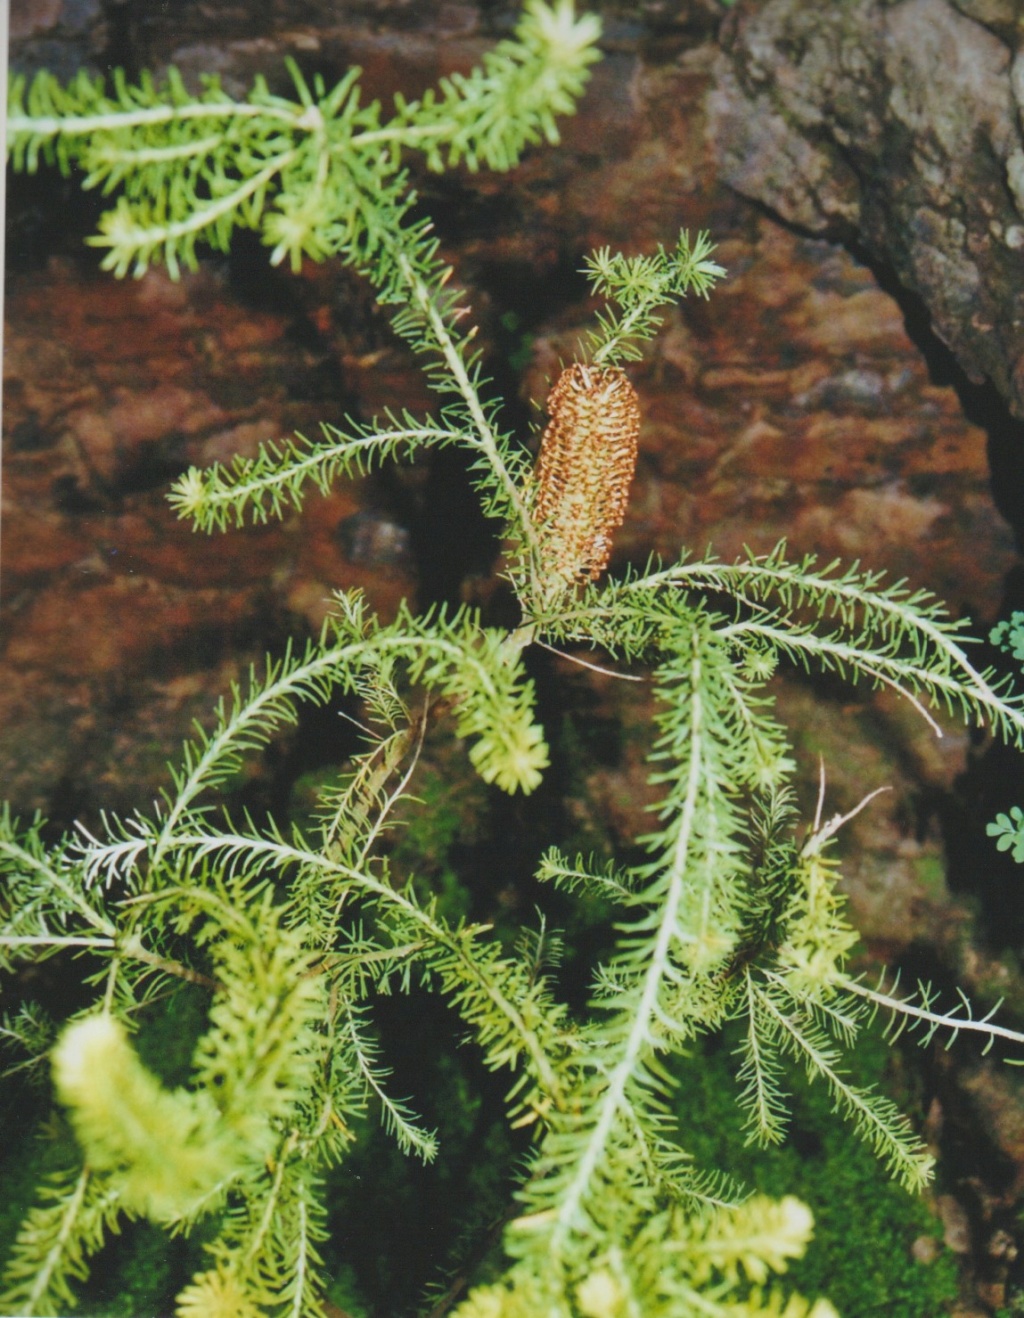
533, 364, 640, 584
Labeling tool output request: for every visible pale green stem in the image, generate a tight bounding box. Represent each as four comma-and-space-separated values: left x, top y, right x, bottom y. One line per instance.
0, 935, 115, 949
290, 1188, 309, 1318
101, 957, 120, 1014
6, 99, 298, 142
355, 121, 463, 149
25, 1167, 91, 1315
243, 1132, 299, 1269
89, 135, 224, 167
355, 714, 425, 868
396, 252, 541, 565
839, 975, 1024, 1051
590, 294, 663, 366
742, 971, 783, 1142
96, 150, 297, 256
547, 638, 705, 1259
330, 940, 427, 969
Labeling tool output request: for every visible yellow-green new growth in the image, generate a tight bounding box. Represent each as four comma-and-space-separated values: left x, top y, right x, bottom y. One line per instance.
6, 0, 601, 279
53, 1015, 238, 1221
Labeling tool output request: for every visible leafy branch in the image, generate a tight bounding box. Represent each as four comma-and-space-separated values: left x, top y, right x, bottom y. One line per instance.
6, 4, 1024, 1315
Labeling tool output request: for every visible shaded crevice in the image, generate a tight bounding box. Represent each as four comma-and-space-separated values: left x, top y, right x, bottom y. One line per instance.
848, 242, 1024, 554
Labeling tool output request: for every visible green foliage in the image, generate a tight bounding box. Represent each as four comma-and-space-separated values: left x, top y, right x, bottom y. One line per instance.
988, 617, 1024, 874
7, 0, 600, 280
5, 4, 1024, 1315
583, 235, 725, 366
672, 1027, 960, 1317
992, 613, 1024, 665
988, 806, 1024, 862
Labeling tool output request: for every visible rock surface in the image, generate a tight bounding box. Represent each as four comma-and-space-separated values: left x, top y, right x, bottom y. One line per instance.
2, 256, 420, 817
710, 0, 1024, 421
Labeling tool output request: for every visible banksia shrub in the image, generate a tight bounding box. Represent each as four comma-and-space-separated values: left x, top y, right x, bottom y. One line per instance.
532, 363, 640, 586
10, 7, 1024, 1314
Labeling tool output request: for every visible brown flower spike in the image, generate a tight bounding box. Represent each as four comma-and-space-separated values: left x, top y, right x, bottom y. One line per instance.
532, 363, 640, 585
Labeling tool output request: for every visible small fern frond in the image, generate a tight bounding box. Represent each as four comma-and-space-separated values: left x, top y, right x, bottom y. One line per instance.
987, 806, 1024, 862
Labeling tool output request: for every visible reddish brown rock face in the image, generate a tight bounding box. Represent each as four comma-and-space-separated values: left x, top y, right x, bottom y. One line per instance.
1, 259, 419, 818
634, 222, 1014, 613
